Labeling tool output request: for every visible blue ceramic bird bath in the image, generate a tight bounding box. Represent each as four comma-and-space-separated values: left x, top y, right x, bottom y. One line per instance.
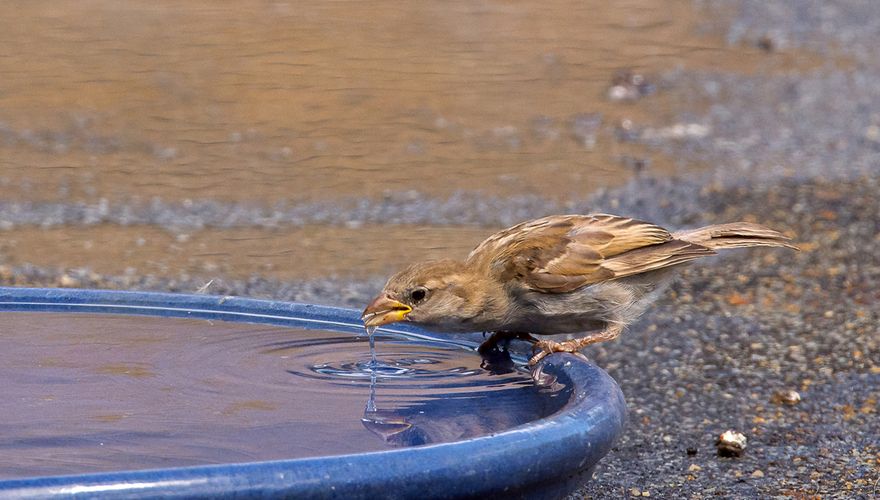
0, 287, 626, 499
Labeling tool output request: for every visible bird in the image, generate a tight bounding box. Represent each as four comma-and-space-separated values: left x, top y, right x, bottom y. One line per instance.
362, 213, 797, 366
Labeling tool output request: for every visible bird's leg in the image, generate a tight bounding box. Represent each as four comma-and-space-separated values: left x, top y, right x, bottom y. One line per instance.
478, 331, 538, 355
529, 324, 624, 366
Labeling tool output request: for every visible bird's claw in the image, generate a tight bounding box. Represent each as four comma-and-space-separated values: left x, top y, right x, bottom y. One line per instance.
528, 339, 579, 366
528, 350, 549, 366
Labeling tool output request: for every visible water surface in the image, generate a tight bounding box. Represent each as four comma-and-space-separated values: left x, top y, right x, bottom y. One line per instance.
0, 312, 567, 479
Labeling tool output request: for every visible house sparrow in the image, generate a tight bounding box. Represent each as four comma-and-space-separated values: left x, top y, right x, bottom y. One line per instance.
362, 213, 796, 365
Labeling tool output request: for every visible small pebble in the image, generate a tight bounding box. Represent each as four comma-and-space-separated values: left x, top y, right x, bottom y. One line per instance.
58, 274, 80, 288
751, 470, 765, 479
607, 70, 656, 101
756, 35, 775, 52
771, 389, 802, 405
716, 430, 747, 457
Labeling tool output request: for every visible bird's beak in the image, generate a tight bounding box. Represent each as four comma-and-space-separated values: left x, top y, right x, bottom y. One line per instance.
362, 294, 412, 327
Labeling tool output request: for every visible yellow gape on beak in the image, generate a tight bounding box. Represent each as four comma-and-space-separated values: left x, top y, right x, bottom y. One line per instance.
361, 294, 412, 327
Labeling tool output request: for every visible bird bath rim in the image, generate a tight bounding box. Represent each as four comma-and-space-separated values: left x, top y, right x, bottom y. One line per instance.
0, 286, 627, 499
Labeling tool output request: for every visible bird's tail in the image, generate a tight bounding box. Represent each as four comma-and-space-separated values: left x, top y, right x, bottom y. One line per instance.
674, 222, 798, 251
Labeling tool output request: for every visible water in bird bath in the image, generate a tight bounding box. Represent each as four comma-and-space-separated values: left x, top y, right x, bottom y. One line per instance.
0, 312, 569, 479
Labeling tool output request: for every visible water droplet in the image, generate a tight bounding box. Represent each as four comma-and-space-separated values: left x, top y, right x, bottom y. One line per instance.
368, 330, 378, 367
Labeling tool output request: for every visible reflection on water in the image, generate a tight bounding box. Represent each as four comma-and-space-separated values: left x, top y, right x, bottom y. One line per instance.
279, 330, 568, 448
0, 0, 720, 204
0, 312, 567, 479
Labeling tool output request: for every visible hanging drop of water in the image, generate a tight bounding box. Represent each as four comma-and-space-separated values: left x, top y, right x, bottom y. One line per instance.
364, 325, 378, 368
368, 331, 378, 367
364, 367, 377, 413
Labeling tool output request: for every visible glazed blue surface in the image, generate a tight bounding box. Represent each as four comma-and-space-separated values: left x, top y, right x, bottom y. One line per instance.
0, 287, 627, 499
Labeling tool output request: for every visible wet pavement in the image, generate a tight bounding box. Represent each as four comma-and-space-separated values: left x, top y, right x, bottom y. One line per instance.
0, 0, 820, 280
1, 0, 878, 497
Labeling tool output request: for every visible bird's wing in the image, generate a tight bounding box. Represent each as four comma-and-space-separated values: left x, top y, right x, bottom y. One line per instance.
467, 214, 715, 293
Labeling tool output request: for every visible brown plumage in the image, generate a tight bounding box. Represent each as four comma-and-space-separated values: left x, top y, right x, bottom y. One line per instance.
362, 213, 797, 365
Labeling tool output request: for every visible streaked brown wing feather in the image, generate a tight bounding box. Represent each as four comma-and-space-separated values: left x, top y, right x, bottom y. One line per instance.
576, 213, 672, 255
467, 214, 692, 293
674, 222, 799, 250
602, 240, 716, 278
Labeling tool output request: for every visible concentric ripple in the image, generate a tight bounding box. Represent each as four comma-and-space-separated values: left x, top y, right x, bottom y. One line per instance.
278, 333, 525, 389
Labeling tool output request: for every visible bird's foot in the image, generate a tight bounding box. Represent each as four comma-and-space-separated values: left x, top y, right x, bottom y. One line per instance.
529, 339, 583, 366
529, 326, 624, 366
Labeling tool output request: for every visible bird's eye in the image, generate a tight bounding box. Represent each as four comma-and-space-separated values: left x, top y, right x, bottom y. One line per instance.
410, 286, 428, 303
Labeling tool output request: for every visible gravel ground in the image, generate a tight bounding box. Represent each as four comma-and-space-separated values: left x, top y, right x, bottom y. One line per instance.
1, 0, 879, 498
573, 178, 879, 498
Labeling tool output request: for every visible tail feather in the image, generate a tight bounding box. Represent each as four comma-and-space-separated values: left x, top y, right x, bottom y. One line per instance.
674, 222, 798, 251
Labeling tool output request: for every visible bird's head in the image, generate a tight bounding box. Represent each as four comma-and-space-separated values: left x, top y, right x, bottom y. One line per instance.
362, 259, 481, 330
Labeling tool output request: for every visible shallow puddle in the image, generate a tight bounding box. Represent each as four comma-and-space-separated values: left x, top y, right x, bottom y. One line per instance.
0, 312, 566, 479
0, 1, 826, 283
0, 0, 818, 205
